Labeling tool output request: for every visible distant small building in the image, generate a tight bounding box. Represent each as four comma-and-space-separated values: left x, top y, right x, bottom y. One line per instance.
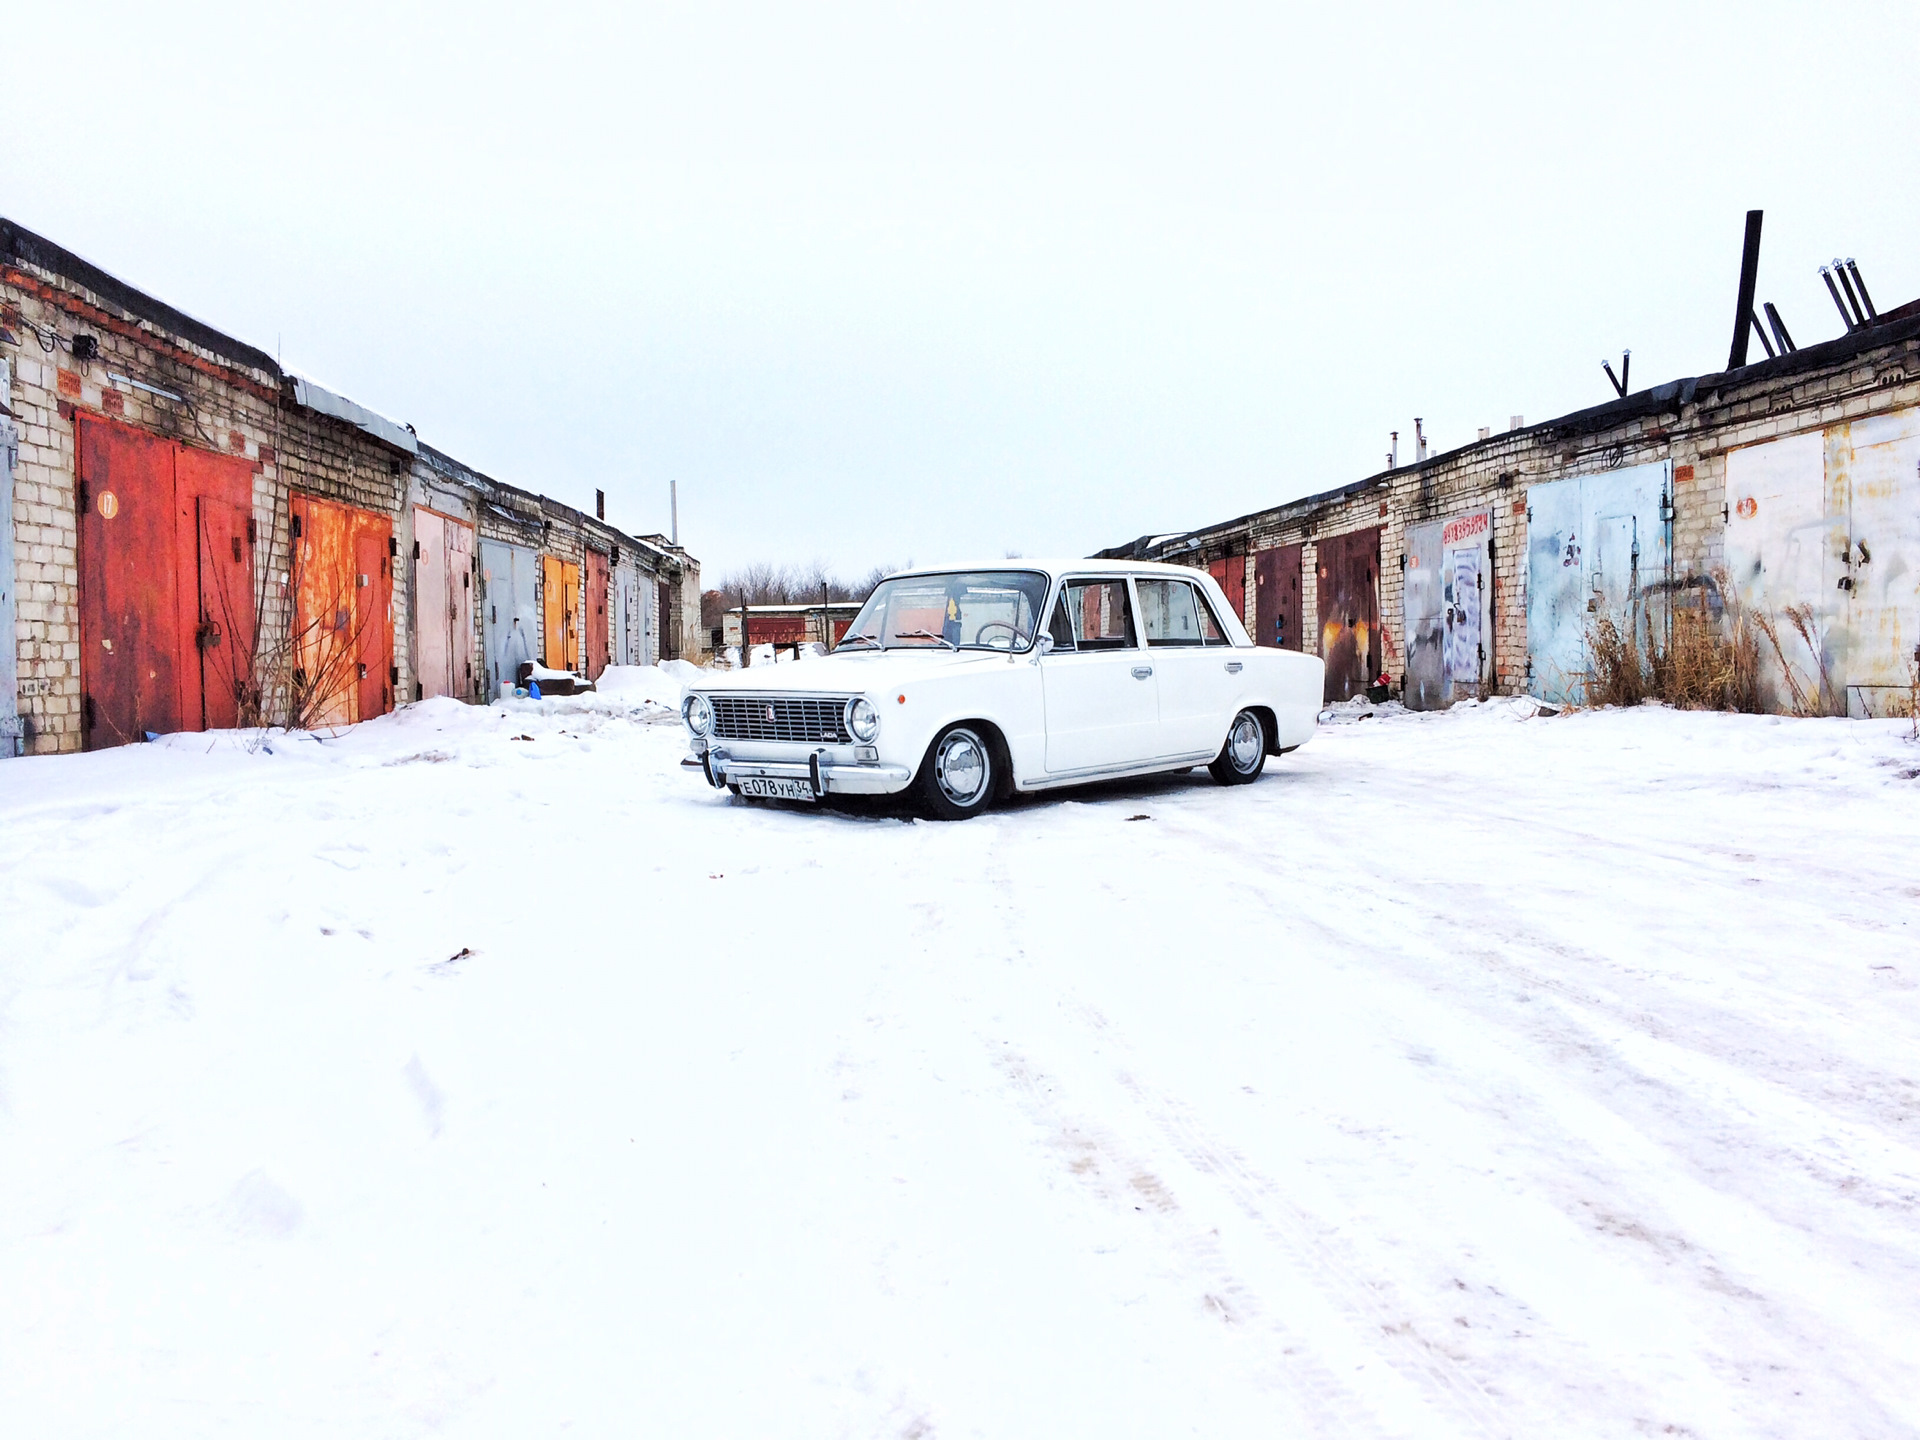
711, 601, 863, 655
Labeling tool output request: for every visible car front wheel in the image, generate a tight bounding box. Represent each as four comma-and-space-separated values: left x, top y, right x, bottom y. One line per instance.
914, 723, 997, 820
1208, 708, 1268, 786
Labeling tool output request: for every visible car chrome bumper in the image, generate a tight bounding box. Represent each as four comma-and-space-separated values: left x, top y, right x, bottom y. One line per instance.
682, 746, 913, 796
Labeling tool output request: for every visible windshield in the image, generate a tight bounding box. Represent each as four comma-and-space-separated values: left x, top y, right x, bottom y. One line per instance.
839, 571, 1051, 652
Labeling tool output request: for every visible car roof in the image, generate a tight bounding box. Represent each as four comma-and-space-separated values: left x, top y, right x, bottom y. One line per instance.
882, 559, 1213, 582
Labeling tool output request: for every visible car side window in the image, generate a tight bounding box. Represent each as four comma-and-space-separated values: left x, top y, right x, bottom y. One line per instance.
1137, 578, 1207, 647
1193, 585, 1231, 645
1047, 592, 1076, 651
1060, 579, 1136, 650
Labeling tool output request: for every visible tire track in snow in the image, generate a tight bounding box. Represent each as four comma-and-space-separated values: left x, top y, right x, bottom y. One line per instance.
987, 1040, 1395, 1439
952, 810, 1508, 1440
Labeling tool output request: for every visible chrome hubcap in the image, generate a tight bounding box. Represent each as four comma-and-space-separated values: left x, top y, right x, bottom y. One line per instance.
935, 730, 989, 805
1229, 714, 1263, 772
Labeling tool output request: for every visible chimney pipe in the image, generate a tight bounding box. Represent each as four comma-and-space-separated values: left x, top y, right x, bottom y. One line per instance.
1727, 210, 1764, 370
595, 488, 605, 520
1845, 258, 1878, 320
1821, 266, 1857, 332
1764, 302, 1796, 354
1833, 259, 1868, 327
670, 480, 679, 546
1414, 418, 1427, 463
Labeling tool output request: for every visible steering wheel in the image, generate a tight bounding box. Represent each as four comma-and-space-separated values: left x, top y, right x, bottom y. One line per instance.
972, 620, 1032, 648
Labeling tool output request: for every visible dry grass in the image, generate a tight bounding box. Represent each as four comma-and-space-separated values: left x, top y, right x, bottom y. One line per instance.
1749, 602, 1842, 717
1583, 576, 1763, 712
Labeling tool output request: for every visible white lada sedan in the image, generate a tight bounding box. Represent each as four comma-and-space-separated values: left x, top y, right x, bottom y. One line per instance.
681, 561, 1325, 820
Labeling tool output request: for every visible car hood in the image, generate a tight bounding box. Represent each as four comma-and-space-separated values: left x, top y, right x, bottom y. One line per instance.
688, 649, 1021, 695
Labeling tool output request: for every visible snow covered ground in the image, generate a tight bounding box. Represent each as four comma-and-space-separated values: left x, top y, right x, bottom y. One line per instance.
3, 676, 1918, 1438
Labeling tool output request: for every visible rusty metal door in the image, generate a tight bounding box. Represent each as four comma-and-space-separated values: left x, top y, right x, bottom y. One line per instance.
292, 495, 392, 727
585, 548, 610, 680
613, 573, 633, 666
1, 418, 19, 755
1207, 556, 1247, 629
448, 517, 475, 699
1527, 463, 1672, 706
1727, 432, 1834, 711
1832, 410, 1920, 715
1253, 543, 1303, 650
194, 495, 255, 729
481, 539, 538, 696
355, 529, 392, 721
1441, 510, 1492, 700
542, 554, 567, 668
176, 447, 257, 731
412, 508, 477, 701
1403, 519, 1445, 708
291, 495, 360, 727
78, 418, 184, 747
414, 507, 450, 697
1526, 475, 1588, 705
1315, 527, 1381, 702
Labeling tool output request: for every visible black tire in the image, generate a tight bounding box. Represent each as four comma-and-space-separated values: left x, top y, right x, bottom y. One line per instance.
1208, 708, 1268, 786
913, 723, 998, 821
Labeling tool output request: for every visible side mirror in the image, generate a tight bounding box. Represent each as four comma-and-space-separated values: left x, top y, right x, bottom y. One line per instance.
1037, 634, 1055, 655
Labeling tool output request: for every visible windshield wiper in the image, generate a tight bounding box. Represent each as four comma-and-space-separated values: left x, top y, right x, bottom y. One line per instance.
834, 634, 884, 650
893, 629, 958, 652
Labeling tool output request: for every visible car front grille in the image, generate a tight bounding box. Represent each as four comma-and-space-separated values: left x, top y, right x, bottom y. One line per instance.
710, 694, 853, 744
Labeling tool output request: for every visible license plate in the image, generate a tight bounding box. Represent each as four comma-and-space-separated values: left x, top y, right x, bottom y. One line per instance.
738, 775, 817, 802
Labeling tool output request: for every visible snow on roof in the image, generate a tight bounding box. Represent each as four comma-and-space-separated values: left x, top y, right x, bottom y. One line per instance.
289, 374, 418, 455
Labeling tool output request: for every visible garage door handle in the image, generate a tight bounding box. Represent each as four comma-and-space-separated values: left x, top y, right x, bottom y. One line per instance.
1225, 661, 1243, 673
1131, 665, 1153, 679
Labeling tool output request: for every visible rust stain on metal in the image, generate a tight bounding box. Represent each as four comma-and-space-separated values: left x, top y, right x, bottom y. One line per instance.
1315, 526, 1383, 702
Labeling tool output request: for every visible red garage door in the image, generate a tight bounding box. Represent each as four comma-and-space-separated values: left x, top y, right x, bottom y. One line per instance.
1207, 556, 1247, 629
78, 418, 256, 748
1253, 543, 1303, 652
1315, 527, 1382, 703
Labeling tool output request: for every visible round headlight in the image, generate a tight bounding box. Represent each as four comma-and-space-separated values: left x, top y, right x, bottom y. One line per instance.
846, 696, 880, 743
682, 693, 713, 736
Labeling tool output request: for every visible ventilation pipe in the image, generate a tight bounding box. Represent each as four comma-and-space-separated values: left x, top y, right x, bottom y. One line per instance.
1845, 258, 1878, 320
1833, 259, 1869, 327
1388, 431, 1398, 470
1414, 418, 1428, 463
1764, 302, 1797, 354
1821, 266, 1858, 332
1727, 210, 1764, 369
1602, 350, 1631, 398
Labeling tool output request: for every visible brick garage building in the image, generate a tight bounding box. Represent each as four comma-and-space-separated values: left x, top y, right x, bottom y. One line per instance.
3, 217, 700, 753
1107, 309, 1920, 715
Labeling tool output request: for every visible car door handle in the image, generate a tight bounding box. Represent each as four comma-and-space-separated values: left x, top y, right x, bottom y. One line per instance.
1225, 661, 1243, 673
1131, 665, 1153, 679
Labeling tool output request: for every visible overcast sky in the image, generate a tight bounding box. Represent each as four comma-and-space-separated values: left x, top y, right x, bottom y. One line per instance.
8, 2, 1918, 581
